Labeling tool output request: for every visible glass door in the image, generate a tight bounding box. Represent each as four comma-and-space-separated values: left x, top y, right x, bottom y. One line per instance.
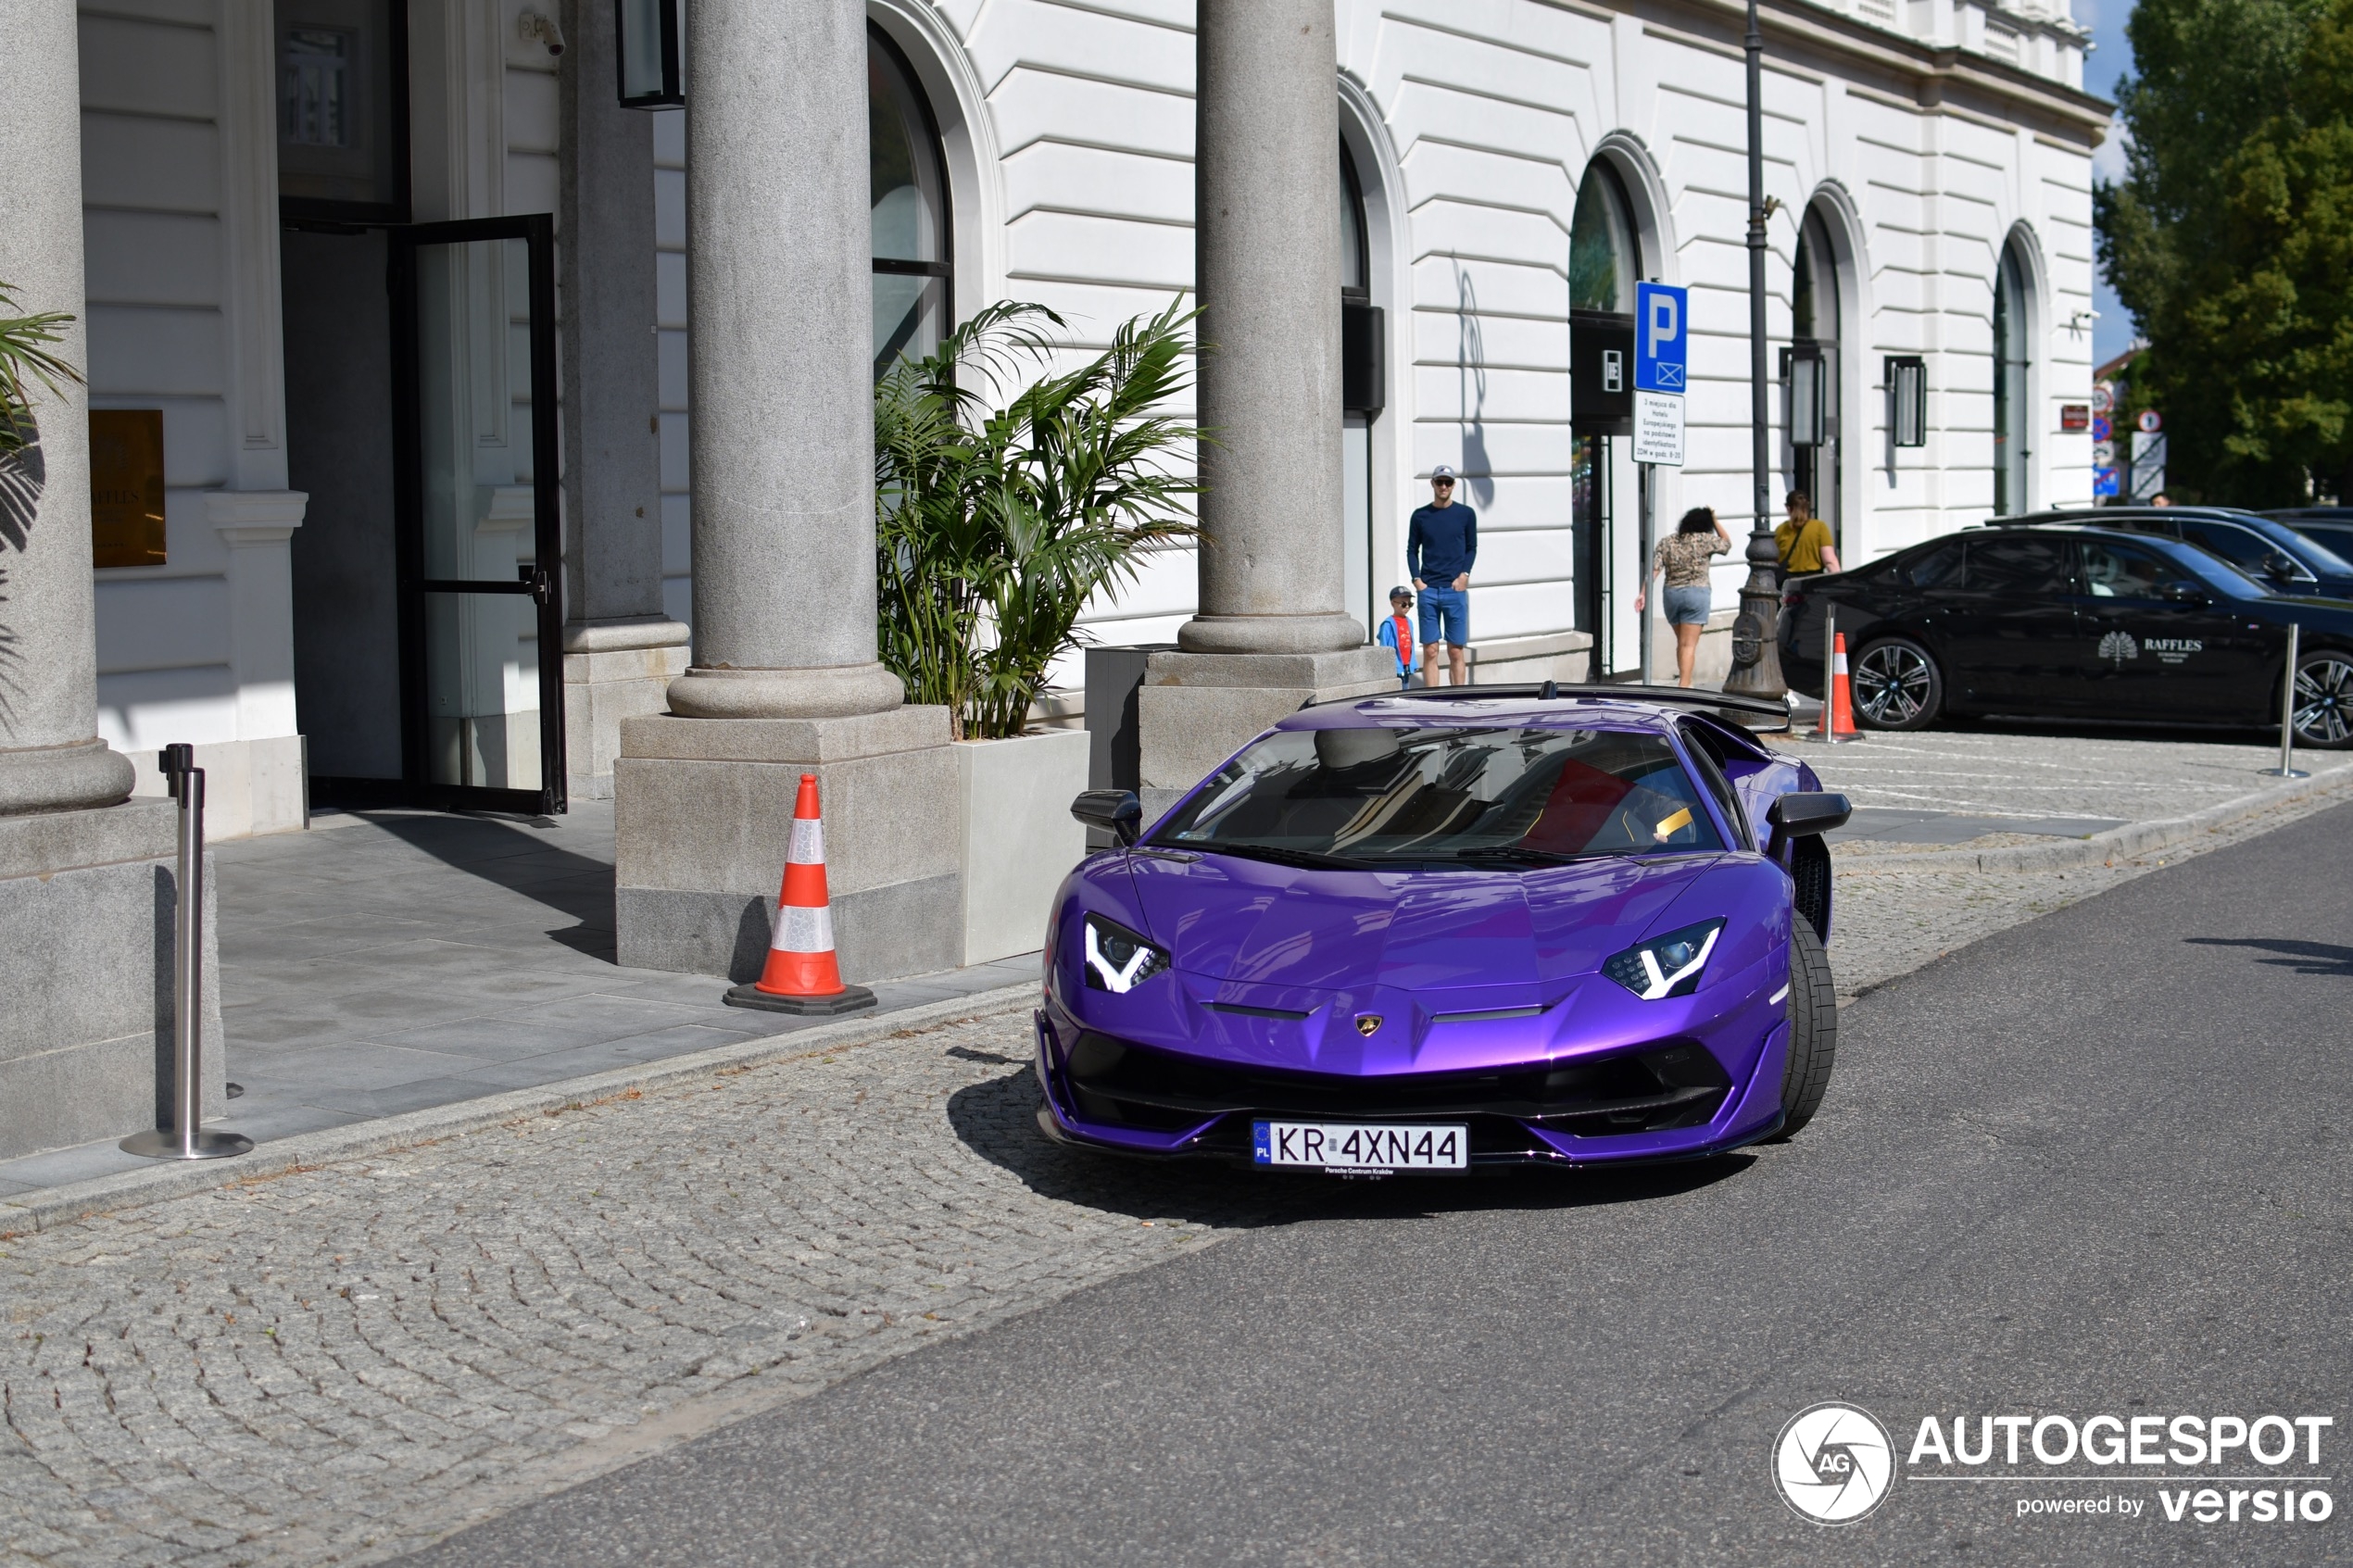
389, 216, 564, 814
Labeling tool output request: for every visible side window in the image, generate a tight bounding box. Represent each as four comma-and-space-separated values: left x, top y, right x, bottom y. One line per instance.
1964, 536, 2073, 595
2079, 540, 2175, 599
1896, 541, 1964, 589
2177, 521, 2280, 575
1676, 721, 1755, 850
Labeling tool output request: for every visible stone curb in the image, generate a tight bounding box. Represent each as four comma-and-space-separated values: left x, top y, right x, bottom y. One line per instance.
1843, 761, 2353, 874
0, 983, 1039, 1236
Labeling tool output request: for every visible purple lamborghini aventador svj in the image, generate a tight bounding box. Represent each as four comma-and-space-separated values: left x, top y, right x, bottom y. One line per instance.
1037, 687, 1851, 1176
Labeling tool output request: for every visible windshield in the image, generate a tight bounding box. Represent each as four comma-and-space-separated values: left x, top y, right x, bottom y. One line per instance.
2136, 536, 2271, 597
1150, 724, 1725, 868
2268, 521, 2353, 576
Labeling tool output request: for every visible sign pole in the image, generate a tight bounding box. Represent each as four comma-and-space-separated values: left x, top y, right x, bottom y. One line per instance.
1638, 462, 1655, 686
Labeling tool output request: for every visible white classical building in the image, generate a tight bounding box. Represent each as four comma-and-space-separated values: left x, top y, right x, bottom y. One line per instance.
55, 0, 2105, 838
0, 0, 2106, 1154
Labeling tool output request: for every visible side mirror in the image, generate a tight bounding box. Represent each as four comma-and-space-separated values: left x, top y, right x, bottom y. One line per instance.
1765, 791, 1852, 859
1071, 788, 1142, 847
2158, 580, 2206, 605
2263, 552, 2302, 582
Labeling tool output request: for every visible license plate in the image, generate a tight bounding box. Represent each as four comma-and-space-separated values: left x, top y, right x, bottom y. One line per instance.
1252, 1120, 1467, 1173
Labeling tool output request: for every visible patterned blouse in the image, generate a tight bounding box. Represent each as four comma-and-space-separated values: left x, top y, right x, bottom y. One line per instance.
1652, 530, 1728, 589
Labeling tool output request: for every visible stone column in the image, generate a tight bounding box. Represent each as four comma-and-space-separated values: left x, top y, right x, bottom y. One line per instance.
0, 0, 187, 1159
668, 0, 899, 721
558, 0, 689, 800
1138, 0, 1390, 800
0, 0, 132, 816
614, 0, 958, 985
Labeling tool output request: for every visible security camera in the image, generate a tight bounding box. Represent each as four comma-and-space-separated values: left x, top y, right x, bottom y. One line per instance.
518, 9, 565, 55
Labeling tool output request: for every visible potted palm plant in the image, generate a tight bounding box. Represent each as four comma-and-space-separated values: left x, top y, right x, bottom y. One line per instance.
0, 280, 81, 455
875, 298, 1202, 963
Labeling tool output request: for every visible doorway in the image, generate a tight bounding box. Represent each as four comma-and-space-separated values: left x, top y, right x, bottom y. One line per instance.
389, 218, 565, 815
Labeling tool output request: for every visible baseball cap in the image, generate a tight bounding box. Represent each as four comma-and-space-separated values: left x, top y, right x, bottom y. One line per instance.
1431, 464, 1458, 481
1389, 584, 1414, 600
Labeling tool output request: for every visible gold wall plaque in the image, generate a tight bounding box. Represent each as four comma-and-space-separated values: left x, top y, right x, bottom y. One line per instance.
90, 408, 166, 569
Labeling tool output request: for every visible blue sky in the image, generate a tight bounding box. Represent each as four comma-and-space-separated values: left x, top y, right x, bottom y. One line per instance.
2079, 0, 2137, 365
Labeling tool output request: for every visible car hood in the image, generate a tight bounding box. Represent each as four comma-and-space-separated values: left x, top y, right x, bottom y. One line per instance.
1122, 849, 1718, 996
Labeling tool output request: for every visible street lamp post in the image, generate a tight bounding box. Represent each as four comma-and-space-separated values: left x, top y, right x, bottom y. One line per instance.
1723, 0, 1788, 698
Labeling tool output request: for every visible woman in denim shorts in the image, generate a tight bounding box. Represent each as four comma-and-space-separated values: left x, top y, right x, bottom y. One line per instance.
1634, 507, 1730, 687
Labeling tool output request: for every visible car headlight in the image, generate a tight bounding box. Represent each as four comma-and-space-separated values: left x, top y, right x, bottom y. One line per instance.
1082, 913, 1170, 994
1602, 919, 1726, 1000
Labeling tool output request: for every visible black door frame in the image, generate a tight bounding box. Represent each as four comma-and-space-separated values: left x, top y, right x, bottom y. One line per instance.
387, 213, 566, 816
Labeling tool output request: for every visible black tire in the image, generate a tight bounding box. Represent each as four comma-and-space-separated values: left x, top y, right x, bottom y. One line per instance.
2289, 649, 2353, 749
1775, 916, 1837, 1140
1850, 636, 1944, 731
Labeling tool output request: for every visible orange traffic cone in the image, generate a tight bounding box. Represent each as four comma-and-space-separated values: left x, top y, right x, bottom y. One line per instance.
724, 773, 877, 1016
1822, 632, 1863, 744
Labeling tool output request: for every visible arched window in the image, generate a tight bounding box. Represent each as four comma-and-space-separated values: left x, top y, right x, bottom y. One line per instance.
870, 27, 950, 377
1569, 162, 1636, 314
1993, 244, 2032, 514
1568, 159, 1642, 677
1790, 207, 1841, 541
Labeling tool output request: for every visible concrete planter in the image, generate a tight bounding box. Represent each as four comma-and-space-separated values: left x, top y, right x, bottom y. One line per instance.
957, 727, 1091, 966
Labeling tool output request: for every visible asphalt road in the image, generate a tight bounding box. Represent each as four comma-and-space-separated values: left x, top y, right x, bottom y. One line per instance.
405, 803, 2353, 1567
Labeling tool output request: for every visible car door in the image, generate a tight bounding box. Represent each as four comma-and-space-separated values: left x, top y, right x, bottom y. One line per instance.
2073, 537, 2274, 720
1943, 534, 2083, 709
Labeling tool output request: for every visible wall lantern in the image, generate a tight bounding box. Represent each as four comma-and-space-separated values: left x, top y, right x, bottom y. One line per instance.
1885, 355, 1927, 448
615, 0, 682, 107
1780, 345, 1826, 448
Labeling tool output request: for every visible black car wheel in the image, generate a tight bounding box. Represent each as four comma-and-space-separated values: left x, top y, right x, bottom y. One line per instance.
1850, 637, 1943, 730
2291, 651, 2353, 748
1773, 917, 1837, 1140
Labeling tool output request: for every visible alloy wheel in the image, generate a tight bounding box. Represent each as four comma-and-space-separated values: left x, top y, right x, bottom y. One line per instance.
1853, 644, 1933, 726
2293, 656, 2353, 745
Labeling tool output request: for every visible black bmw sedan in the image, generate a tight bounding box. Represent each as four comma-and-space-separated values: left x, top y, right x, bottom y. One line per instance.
1779, 521, 2353, 746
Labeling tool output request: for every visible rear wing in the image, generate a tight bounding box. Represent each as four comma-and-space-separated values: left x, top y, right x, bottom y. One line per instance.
1307, 682, 1793, 734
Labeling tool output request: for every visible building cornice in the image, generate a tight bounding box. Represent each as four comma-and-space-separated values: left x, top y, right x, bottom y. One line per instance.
1643, 0, 2114, 144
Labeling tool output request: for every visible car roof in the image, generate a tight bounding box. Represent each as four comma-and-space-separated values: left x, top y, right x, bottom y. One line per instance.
1988, 506, 2273, 528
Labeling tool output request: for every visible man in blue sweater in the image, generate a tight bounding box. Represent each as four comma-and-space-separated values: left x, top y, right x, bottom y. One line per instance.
1407, 464, 1478, 686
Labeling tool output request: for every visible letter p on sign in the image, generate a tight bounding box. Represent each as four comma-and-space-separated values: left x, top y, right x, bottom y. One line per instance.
1635, 282, 1687, 394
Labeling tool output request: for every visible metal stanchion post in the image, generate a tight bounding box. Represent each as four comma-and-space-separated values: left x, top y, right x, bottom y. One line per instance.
121, 746, 252, 1160
2264, 622, 2309, 779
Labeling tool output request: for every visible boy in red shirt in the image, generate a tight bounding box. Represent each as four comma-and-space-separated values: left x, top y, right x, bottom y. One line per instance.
1376, 585, 1416, 687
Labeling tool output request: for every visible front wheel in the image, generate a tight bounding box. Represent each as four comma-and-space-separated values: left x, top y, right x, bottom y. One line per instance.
2290, 650, 2353, 748
1850, 636, 1944, 731
1773, 917, 1837, 1140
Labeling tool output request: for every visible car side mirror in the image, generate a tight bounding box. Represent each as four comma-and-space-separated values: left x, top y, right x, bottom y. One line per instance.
2159, 580, 2206, 604
1071, 788, 1142, 847
1766, 791, 1852, 859
2262, 552, 2301, 581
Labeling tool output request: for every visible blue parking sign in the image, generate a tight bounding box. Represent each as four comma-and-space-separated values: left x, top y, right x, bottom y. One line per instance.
1634, 282, 1687, 394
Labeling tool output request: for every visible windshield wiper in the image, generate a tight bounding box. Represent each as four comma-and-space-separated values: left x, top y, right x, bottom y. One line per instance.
1195, 842, 1371, 872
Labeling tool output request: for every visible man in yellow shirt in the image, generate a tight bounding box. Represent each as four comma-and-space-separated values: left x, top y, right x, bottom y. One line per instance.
1774, 489, 1842, 578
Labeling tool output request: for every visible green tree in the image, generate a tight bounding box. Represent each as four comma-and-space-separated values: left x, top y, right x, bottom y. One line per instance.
2095, 0, 2345, 501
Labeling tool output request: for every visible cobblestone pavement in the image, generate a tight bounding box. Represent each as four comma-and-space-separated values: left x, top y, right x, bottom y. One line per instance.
1767, 725, 2347, 830
5, 786, 2348, 1567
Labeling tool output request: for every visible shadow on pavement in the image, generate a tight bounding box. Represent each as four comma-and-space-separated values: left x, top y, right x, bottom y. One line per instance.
944, 1060, 1752, 1227
2183, 935, 2353, 977
359, 811, 619, 961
